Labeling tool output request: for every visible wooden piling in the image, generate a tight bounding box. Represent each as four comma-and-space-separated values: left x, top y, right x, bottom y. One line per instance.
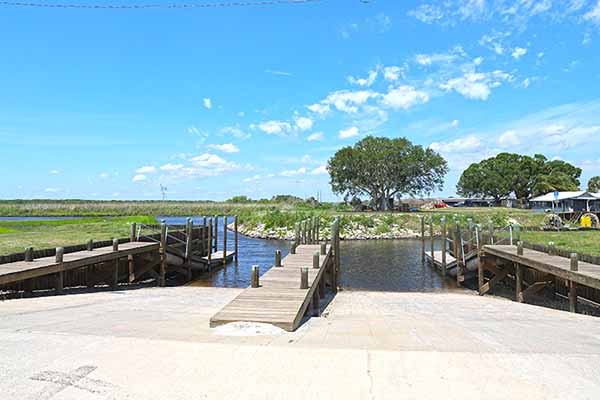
186, 218, 193, 281
24, 247, 34, 262
213, 216, 219, 252
130, 222, 137, 242
467, 218, 473, 252
420, 216, 425, 263
441, 217, 447, 276
207, 220, 213, 267
517, 241, 524, 256
516, 263, 523, 303
159, 223, 167, 287
455, 223, 463, 285
112, 238, 119, 289
251, 265, 260, 288
275, 250, 282, 267
223, 215, 228, 266
55, 247, 64, 294
300, 267, 308, 289
313, 251, 319, 269
488, 221, 494, 245
569, 253, 578, 313
429, 217, 435, 264
112, 238, 119, 252
87, 239, 94, 251
320, 243, 326, 256
234, 215, 239, 263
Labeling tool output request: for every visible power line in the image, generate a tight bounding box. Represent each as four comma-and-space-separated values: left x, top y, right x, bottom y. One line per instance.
0, 0, 321, 9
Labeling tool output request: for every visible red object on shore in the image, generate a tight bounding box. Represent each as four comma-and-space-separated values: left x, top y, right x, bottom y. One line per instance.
434, 203, 448, 208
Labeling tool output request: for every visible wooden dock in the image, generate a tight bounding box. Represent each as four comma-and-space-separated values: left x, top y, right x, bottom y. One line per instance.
0, 241, 160, 289
210, 217, 340, 331
481, 244, 600, 313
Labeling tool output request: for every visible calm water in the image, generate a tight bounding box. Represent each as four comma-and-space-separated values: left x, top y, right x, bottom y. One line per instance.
162, 216, 455, 292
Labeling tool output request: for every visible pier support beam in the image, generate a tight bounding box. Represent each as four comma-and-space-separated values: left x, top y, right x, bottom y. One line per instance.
569, 253, 578, 313
159, 223, 167, 287
55, 247, 64, 295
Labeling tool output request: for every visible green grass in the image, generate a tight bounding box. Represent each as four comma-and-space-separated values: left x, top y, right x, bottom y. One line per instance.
0, 216, 156, 255
519, 231, 600, 256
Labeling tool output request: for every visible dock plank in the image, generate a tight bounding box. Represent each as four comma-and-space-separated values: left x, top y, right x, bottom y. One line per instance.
210, 244, 332, 331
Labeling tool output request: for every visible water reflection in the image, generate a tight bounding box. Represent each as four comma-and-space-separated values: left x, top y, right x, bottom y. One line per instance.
161, 217, 458, 292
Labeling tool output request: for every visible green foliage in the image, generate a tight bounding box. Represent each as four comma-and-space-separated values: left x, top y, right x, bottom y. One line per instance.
328, 136, 448, 210
457, 153, 581, 201
227, 195, 253, 203
588, 176, 600, 193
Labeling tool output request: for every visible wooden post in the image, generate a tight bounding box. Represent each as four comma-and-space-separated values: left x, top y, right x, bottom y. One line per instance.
207, 221, 212, 268
291, 241, 297, 255
112, 238, 119, 288
467, 218, 473, 252
159, 223, 167, 287
213, 216, 219, 252
223, 215, 228, 266
130, 222, 137, 242
295, 222, 300, 246
455, 224, 463, 285
420, 216, 425, 263
488, 220, 494, 245
251, 265, 260, 288
509, 224, 514, 246
515, 263, 523, 303
440, 218, 447, 276
312, 290, 320, 316
307, 218, 312, 244
24, 247, 34, 262
320, 243, 326, 256
569, 253, 578, 313
234, 215, 239, 263
514, 224, 521, 242
55, 247, 64, 294
186, 218, 193, 281
275, 250, 282, 267
128, 253, 135, 283
548, 242, 556, 256
302, 220, 307, 244
300, 267, 308, 289
316, 216, 320, 243
517, 241, 524, 256
313, 251, 320, 269
87, 239, 94, 251
429, 217, 435, 265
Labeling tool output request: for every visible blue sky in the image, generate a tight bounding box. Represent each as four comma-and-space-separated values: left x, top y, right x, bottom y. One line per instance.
1, 0, 600, 201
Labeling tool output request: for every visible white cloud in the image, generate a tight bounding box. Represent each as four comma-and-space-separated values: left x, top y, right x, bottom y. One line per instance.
208, 143, 240, 153
135, 165, 157, 174
584, 1, 600, 24
307, 132, 324, 142
160, 163, 184, 171
522, 78, 531, 88
415, 52, 458, 66
203, 98, 212, 109
439, 71, 512, 101
295, 116, 314, 131
348, 69, 378, 87
280, 167, 306, 177
191, 153, 234, 169
256, 120, 293, 136
311, 165, 328, 175
339, 126, 360, 139
132, 174, 147, 182
220, 126, 251, 139
497, 130, 521, 148
307, 103, 331, 115
318, 90, 380, 114
99, 172, 109, 179
243, 174, 262, 183
511, 47, 528, 59
383, 66, 402, 81
49, 170, 60, 175
44, 187, 60, 193
430, 135, 483, 153
381, 86, 430, 110
265, 69, 293, 77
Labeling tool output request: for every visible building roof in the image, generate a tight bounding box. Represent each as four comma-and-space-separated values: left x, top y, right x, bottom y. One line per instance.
530, 191, 600, 202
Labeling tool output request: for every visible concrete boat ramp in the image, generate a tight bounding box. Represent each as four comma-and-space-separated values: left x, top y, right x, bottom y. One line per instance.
1, 286, 600, 399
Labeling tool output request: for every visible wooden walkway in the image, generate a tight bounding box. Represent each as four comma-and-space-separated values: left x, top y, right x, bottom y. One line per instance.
210, 244, 334, 331
0, 242, 159, 286
484, 245, 600, 289
425, 251, 457, 269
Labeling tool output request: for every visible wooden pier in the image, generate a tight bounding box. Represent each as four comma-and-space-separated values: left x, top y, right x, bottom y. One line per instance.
0, 215, 239, 296
210, 217, 340, 331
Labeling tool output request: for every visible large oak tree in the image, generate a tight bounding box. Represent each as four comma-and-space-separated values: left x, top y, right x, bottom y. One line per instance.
457, 153, 582, 202
327, 136, 448, 210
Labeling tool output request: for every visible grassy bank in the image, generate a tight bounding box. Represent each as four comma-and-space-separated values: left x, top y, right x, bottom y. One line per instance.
519, 230, 600, 256
0, 216, 156, 255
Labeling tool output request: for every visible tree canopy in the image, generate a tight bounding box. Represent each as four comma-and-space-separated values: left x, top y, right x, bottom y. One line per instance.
327, 136, 448, 210
457, 153, 582, 201
588, 176, 600, 193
